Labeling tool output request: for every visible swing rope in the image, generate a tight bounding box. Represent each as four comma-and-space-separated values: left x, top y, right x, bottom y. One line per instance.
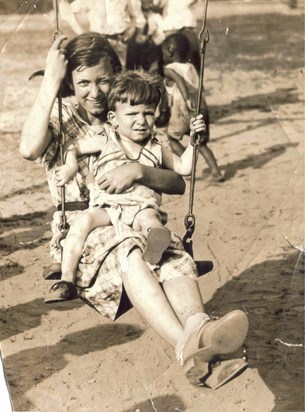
182, 0, 209, 257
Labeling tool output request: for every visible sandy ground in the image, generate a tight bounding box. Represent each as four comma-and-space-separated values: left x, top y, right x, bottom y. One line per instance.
0, 1, 304, 411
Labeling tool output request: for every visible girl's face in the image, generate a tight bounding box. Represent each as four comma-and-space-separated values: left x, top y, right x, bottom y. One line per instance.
108, 101, 156, 143
71, 58, 114, 120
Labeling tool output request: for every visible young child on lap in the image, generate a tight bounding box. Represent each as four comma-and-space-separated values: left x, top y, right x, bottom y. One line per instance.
47, 70, 206, 303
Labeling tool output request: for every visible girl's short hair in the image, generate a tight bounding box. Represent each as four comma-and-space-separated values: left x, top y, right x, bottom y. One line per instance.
107, 70, 163, 111
62, 32, 122, 96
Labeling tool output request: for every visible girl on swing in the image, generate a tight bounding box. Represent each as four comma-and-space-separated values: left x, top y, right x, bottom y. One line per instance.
53, 69, 207, 299
20, 32, 248, 388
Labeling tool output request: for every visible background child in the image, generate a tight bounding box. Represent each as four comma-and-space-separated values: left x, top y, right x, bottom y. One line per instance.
161, 0, 201, 72
59, 0, 146, 65
161, 32, 224, 182
48, 70, 206, 303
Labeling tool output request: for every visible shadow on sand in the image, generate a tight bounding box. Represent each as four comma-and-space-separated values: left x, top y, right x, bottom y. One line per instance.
205, 250, 304, 411
4, 323, 144, 411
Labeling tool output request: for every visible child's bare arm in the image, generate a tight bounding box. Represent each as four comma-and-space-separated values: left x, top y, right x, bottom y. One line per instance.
55, 135, 106, 186
73, 135, 106, 155
162, 115, 206, 175
164, 68, 194, 112
55, 143, 79, 186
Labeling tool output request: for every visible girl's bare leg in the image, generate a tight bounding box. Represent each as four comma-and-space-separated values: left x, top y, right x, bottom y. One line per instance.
61, 208, 111, 282
163, 276, 205, 327
123, 247, 184, 347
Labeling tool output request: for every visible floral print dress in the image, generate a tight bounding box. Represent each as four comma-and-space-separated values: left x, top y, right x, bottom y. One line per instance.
40, 96, 198, 320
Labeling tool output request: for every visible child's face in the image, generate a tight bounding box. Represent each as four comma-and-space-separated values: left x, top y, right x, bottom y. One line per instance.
109, 101, 156, 143
161, 43, 174, 65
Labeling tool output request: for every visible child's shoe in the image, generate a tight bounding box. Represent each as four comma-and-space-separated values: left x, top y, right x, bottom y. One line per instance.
45, 280, 78, 304
143, 227, 171, 264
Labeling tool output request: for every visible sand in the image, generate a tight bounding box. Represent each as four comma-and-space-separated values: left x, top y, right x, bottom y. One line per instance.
0, 1, 304, 411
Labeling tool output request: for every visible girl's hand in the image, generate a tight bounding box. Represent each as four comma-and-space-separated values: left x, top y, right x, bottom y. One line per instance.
44, 35, 68, 87
190, 114, 206, 139
97, 163, 142, 194
55, 164, 78, 187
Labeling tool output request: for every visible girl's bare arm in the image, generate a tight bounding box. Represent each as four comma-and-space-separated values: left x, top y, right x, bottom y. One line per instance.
20, 35, 67, 161
97, 163, 186, 195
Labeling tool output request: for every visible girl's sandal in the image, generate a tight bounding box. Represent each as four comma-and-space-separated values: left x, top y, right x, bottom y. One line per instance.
203, 358, 248, 389
143, 227, 171, 264
44, 280, 78, 304
179, 310, 249, 387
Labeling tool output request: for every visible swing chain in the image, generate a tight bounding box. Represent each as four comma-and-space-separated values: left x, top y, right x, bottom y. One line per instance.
53, 0, 69, 245
183, 213, 196, 257
182, 0, 209, 254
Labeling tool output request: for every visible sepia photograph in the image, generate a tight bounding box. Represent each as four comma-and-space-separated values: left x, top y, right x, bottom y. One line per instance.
0, 1, 304, 411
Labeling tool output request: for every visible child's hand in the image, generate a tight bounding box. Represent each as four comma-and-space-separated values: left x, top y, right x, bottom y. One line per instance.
55, 164, 78, 187
190, 114, 206, 139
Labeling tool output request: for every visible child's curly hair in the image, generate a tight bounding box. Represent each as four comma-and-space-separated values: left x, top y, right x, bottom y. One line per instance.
107, 70, 164, 112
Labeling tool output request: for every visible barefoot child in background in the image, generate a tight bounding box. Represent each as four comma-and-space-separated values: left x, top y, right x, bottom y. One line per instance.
161, 32, 224, 182
47, 70, 206, 303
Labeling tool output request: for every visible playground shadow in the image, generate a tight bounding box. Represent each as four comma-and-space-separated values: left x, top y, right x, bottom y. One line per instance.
0, 298, 84, 341
205, 251, 304, 411
209, 87, 301, 125
4, 323, 144, 411
123, 394, 185, 412
0, 262, 24, 281
0, 209, 52, 257
200, 141, 299, 181
222, 142, 299, 181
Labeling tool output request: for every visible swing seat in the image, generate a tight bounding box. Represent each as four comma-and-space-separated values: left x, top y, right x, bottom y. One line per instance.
195, 260, 213, 277
42, 259, 213, 281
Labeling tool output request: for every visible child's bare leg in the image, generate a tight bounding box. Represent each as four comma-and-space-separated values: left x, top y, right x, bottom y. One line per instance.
133, 208, 163, 236
199, 144, 224, 181
61, 208, 111, 281
45, 208, 111, 304
133, 208, 171, 264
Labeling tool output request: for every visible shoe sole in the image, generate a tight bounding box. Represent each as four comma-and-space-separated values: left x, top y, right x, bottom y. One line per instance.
143, 227, 171, 264
184, 310, 249, 384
